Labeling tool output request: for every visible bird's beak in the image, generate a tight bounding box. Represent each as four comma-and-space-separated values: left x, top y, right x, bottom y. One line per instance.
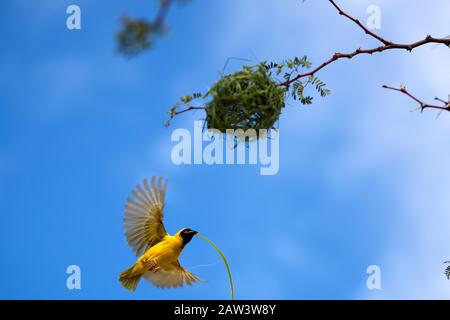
190, 230, 198, 235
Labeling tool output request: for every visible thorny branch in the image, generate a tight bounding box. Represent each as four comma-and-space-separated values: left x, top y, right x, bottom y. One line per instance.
382, 85, 450, 112
281, 0, 449, 110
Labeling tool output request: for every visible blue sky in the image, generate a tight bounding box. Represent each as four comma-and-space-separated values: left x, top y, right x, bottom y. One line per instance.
0, 0, 449, 299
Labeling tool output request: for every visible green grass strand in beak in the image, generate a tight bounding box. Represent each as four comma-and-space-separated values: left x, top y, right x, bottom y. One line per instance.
196, 233, 235, 300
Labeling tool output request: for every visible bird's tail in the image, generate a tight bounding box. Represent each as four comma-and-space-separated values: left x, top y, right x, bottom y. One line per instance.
119, 264, 142, 292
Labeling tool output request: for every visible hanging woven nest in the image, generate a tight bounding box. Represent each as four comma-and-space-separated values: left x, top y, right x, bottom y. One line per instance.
204, 64, 286, 139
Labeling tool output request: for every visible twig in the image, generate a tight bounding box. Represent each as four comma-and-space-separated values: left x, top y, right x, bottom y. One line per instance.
382, 85, 450, 112
435, 97, 448, 104
281, 0, 450, 87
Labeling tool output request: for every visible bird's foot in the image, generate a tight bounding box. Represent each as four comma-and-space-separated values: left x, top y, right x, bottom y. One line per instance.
151, 266, 160, 273
142, 258, 159, 272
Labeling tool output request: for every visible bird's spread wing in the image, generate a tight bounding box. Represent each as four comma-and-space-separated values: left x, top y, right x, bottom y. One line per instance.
143, 261, 200, 288
123, 177, 169, 256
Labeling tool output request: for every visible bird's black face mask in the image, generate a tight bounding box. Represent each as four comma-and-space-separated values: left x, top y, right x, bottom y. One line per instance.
180, 228, 198, 247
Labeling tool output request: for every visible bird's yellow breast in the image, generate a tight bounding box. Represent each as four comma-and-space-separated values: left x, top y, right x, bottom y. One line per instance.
139, 235, 183, 266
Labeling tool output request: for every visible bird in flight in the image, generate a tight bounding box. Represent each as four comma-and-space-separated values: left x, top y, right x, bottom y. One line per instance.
119, 176, 200, 291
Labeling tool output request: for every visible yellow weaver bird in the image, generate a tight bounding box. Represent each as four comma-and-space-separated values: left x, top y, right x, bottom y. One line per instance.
119, 177, 200, 291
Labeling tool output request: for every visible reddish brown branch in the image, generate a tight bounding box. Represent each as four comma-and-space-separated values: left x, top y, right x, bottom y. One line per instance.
382, 85, 450, 112
281, 0, 450, 87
